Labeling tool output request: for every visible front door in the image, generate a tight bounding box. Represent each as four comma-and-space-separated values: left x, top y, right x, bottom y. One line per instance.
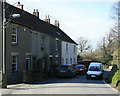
50, 57, 53, 76
26, 58, 30, 74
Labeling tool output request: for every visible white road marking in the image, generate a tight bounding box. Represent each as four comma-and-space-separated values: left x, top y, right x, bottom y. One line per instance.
103, 80, 118, 93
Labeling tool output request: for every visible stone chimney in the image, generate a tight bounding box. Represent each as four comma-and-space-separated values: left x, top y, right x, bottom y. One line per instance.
16, 2, 23, 10
54, 20, 60, 28
45, 15, 50, 23
33, 9, 39, 18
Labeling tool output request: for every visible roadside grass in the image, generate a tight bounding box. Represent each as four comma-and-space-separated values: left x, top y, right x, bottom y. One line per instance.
106, 64, 119, 87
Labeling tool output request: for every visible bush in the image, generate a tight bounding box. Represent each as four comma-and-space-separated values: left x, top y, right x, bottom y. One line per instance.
107, 60, 114, 66
107, 64, 119, 86
112, 70, 119, 85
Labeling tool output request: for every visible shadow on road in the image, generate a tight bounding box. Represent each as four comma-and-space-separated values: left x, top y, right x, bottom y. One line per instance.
27, 70, 110, 85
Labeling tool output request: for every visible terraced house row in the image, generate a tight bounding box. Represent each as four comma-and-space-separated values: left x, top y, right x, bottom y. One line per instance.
0, 2, 77, 84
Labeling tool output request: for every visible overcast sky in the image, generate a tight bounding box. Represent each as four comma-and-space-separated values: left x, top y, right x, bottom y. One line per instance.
7, 0, 117, 49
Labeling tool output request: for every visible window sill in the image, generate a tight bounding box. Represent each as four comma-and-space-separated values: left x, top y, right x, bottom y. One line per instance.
12, 43, 18, 46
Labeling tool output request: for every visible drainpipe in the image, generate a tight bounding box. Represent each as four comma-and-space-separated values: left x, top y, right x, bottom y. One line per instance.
2, 0, 7, 88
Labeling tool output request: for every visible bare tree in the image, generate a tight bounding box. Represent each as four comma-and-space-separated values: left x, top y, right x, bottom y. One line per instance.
93, 1, 120, 65
77, 37, 92, 54
111, 1, 120, 23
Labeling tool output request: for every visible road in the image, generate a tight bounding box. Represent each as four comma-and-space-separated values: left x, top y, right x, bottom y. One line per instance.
1, 70, 118, 95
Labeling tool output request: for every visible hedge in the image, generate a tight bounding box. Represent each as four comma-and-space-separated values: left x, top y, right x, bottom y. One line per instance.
106, 64, 119, 87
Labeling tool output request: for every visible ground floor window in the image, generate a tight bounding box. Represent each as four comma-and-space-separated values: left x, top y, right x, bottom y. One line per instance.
66, 58, 68, 64
62, 58, 64, 65
70, 58, 72, 64
74, 58, 75, 64
56, 57, 59, 65
12, 55, 18, 73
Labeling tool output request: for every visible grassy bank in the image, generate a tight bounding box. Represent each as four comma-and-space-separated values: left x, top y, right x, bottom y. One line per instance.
106, 65, 120, 87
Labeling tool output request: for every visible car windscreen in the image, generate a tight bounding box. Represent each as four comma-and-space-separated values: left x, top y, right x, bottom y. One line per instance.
75, 66, 83, 69
89, 66, 100, 71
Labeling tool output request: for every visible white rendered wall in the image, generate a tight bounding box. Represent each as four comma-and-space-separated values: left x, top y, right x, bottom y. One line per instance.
61, 41, 77, 65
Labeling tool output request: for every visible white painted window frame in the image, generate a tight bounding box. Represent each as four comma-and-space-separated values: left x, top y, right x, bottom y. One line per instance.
41, 36, 45, 49
74, 45, 75, 54
66, 43, 68, 53
56, 39, 59, 51
12, 26, 18, 44
74, 58, 75, 64
66, 58, 68, 64
56, 57, 59, 65
12, 55, 18, 73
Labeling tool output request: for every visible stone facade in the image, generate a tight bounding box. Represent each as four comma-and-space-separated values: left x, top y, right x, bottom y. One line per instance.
6, 23, 31, 84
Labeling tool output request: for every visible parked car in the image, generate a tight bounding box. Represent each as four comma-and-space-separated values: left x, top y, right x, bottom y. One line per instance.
57, 64, 76, 78
75, 65, 86, 75
86, 62, 103, 80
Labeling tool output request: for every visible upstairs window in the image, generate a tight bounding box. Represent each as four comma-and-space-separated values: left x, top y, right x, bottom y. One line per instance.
41, 36, 45, 50
66, 43, 68, 53
62, 58, 64, 65
74, 45, 76, 54
74, 58, 75, 64
12, 55, 18, 73
12, 27, 18, 44
56, 39, 59, 51
66, 58, 68, 64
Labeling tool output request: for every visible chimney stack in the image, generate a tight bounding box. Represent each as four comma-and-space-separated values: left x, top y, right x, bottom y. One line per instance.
33, 9, 39, 18
16, 2, 23, 10
45, 15, 50, 23
54, 20, 60, 28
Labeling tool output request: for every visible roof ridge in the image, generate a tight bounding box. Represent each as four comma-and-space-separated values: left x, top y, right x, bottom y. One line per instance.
6, 2, 77, 45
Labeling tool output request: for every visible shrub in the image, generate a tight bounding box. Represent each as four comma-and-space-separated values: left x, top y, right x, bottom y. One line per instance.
107, 64, 119, 87
112, 70, 119, 85
107, 60, 114, 66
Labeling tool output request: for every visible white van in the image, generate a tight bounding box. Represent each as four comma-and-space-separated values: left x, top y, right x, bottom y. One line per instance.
87, 62, 103, 79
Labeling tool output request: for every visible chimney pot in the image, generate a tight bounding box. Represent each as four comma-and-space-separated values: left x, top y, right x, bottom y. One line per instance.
45, 15, 50, 23
36, 9, 38, 12
16, 2, 23, 10
33, 9, 39, 18
18, 2, 20, 4
54, 20, 60, 28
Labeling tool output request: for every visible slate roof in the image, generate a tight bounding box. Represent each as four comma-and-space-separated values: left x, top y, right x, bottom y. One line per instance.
5, 3, 78, 45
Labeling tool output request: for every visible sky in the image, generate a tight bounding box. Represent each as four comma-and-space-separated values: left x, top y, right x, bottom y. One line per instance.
7, 0, 118, 49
